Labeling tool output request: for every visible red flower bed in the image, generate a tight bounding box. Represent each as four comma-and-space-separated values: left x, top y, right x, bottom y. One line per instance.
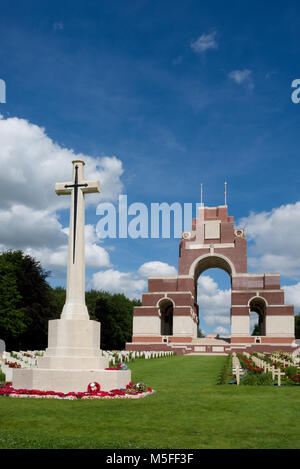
4, 360, 21, 369
237, 354, 264, 374
105, 363, 122, 370
0, 381, 153, 400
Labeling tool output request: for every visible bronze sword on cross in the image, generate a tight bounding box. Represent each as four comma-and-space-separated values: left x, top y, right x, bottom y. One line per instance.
55, 160, 100, 319
64, 165, 88, 263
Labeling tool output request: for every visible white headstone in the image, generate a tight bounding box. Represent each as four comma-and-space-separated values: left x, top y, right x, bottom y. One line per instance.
0, 339, 5, 353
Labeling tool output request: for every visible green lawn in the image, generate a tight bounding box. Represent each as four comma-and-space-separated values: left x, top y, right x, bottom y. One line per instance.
0, 355, 299, 449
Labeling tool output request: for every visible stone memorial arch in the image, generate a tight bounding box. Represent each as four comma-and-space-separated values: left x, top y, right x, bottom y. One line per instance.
126, 204, 296, 354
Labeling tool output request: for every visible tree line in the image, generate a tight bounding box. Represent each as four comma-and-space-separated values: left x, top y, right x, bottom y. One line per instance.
0, 250, 141, 351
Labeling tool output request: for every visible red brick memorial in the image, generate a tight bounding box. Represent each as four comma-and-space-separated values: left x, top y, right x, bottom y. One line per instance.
126, 204, 296, 354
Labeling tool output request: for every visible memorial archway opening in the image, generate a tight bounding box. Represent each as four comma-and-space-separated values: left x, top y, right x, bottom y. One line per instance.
159, 298, 173, 336
249, 296, 267, 337
197, 267, 231, 338
193, 255, 233, 338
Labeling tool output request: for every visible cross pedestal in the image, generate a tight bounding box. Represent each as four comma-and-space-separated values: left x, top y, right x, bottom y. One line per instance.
13, 160, 131, 393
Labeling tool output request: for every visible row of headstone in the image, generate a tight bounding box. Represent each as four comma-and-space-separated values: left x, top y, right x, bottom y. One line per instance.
264, 352, 294, 367
0, 348, 174, 382
233, 352, 286, 386
231, 352, 245, 385
244, 352, 286, 385
2, 351, 42, 367
292, 347, 300, 361
102, 350, 174, 363
0, 350, 45, 382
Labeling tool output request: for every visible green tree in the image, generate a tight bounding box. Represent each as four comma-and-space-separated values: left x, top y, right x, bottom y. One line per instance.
51, 286, 66, 315
85, 289, 102, 320
92, 291, 140, 350
0, 250, 60, 351
0, 251, 28, 349
252, 324, 260, 336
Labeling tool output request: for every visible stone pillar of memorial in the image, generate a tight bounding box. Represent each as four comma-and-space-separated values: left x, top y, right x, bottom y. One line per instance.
13, 160, 131, 393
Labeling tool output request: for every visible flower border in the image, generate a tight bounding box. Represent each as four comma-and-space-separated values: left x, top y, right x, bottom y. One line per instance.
0, 382, 154, 400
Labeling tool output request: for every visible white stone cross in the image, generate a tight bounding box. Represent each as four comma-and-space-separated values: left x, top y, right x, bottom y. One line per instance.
235, 367, 240, 385
56, 160, 100, 319
274, 368, 285, 387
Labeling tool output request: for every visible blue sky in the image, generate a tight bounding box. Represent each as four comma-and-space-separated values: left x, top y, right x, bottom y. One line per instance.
1, 0, 300, 336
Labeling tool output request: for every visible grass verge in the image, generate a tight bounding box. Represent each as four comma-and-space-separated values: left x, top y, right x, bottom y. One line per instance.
0, 355, 299, 449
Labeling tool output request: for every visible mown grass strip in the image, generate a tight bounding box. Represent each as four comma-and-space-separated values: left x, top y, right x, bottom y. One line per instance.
0, 355, 299, 449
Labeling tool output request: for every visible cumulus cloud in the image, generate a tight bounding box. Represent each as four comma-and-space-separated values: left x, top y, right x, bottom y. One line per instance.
0, 115, 124, 212
0, 205, 66, 249
0, 115, 123, 278
190, 31, 218, 54
238, 201, 300, 277
197, 275, 231, 317
91, 269, 147, 299
16, 224, 111, 275
89, 261, 177, 299
84, 225, 111, 269
138, 261, 177, 278
283, 282, 300, 313
204, 315, 230, 326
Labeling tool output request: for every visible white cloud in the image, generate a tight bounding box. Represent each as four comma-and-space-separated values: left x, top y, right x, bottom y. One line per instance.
197, 274, 231, 335
228, 69, 253, 89
197, 275, 231, 317
91, 269, 146, 299
17, 224, 111, 274
197, 275, 219, 295
90, 261, 177, 299
24, 245, 68, 270
138, 261, 177, 278
204, 315, 230, 326
85, 224, 111, 269
214, 326, 229, 336
238, 201, 300, 276
197, 275, 265, 336
283, 282, 300, 313
0, 204, 66, 249
0, 115, 124, 212
190, 31, 218, 54
0, 115, 124, 278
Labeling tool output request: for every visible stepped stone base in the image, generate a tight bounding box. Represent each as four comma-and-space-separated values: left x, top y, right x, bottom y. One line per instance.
12, 317, 132, 393
12, 368, 131, 393
37, 356, 108, 369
